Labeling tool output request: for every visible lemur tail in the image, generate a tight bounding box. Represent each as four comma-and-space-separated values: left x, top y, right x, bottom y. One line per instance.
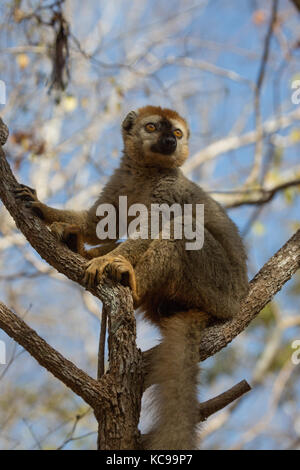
145, 310, 209, 450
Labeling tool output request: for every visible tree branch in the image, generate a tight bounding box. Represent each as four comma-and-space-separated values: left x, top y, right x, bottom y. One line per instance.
1, 120, 300, 383
198, 380, 251, 422
289, 0, 300, 13
0, 126, 143, 449
0, 300, 109, 409
245, 0, 278, 186
1, 119, 300, 448
183, 108, 300, 174
221, 178, 300, 208
97, 306, 107, 380
142, 227, 300, 382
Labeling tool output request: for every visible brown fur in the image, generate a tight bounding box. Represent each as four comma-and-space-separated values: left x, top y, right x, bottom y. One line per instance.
145, 311, 209, 450
15, 106, 249, 449
137, 105, 188, 129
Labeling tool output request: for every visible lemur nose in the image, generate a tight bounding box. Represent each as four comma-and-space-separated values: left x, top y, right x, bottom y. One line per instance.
161, 134, 177, 153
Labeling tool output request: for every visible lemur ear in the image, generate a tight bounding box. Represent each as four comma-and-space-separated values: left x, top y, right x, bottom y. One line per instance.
122, 111, 137, 133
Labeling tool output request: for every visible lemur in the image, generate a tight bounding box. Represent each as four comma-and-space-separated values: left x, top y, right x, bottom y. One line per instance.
15, 106, 248, 450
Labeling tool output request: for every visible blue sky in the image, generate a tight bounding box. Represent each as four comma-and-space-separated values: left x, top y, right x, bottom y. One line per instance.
0, 0, 299, 449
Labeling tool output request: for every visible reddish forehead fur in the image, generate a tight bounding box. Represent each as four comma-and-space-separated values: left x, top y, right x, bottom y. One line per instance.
138, 106, 188, 129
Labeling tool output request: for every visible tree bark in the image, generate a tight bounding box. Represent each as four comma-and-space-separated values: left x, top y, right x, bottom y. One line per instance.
0, 132, 143, 449
289, 0, 300, 13
0, 117, 300, 449
143, 227, 300, 383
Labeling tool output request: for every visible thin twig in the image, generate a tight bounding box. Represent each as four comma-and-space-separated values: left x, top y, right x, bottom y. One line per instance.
226, 178, 300, 209
246, 0, 279, 185
183, 108, 300, 174
97, 306, 107, 380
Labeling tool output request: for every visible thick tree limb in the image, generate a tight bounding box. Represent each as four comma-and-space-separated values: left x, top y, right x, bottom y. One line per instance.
1, 125, 300, 376
1, 118, 300, 447
142, 227, 300, 381
96, 284, 143, 450
0, 301, 109, 409
0, 131, 143, 449
199, 227, 300, 360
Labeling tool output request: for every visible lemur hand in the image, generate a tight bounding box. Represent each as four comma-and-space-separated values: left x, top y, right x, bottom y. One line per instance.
13, 184, 47, 219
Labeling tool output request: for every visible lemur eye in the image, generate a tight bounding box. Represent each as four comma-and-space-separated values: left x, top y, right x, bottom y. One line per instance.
173, 129, 183, 139
145, 123, 156, 133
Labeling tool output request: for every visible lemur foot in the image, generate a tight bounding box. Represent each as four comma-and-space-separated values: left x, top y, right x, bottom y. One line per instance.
13, 184, 45, 219
50, 222, 83, 253
83, 254, 138, 302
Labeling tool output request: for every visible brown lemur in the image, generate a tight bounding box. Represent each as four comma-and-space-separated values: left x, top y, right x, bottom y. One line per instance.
15, 106, 249, 450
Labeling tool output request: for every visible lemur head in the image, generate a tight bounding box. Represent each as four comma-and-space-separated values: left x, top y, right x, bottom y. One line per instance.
122, 106, 189, 169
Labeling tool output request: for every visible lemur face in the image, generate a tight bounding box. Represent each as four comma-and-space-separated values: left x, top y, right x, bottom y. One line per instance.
122, 106, 189, 169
